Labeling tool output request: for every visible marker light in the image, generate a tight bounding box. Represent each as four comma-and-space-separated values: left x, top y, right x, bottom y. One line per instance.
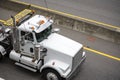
52, 62, 55, 65
38, 20, 45, 25
16, 20, 19, 25
32, 10, 35, 14
31, 26, 35, 30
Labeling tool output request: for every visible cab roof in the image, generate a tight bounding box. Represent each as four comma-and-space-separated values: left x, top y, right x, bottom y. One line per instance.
18, 15, 53, 33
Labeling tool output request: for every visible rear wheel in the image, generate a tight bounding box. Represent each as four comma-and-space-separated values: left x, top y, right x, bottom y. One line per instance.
42, 69, 62, 80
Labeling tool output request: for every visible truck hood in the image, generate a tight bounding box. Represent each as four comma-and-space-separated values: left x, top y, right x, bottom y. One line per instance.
41, 33, 83, 57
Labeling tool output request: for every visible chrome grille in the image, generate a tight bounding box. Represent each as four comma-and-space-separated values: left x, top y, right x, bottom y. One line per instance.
72, 47, 83, 70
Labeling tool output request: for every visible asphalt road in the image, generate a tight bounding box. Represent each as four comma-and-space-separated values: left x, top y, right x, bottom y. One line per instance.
0, 7, 120, 80
18, 0, 120, 27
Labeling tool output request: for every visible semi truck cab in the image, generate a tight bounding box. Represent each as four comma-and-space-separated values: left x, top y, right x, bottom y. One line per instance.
0, 9, 86, 80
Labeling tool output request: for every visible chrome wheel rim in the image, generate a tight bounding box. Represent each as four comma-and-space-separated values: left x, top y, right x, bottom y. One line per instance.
47, 72, 58, 80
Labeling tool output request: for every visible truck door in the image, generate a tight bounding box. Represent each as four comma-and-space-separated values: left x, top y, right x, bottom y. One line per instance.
20, 31, 35, 57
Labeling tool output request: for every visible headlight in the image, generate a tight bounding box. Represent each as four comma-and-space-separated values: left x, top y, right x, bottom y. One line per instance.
82, 51, 86, 57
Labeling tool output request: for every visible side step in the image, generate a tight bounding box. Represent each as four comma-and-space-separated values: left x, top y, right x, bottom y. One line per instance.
15, 62, 37, 72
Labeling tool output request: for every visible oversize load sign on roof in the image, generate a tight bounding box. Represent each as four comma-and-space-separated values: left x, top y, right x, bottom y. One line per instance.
0, 9, 34, 26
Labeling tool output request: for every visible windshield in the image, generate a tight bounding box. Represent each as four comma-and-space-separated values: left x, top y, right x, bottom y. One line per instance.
35, 25, 52, 42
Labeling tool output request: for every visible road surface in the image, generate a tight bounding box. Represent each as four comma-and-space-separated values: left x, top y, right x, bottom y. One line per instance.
19, 0, 120, 27
0, 6, 120, 80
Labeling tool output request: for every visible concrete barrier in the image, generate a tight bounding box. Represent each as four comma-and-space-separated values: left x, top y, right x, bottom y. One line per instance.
0, 0, 120, 44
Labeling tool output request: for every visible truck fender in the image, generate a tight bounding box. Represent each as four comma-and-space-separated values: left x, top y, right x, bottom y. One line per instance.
0, 45, 6, 56
40, 60, 70, 78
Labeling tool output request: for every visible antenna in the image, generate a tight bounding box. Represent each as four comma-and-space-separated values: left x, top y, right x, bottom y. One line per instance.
44, 0, 49, 11
43, 0, 53, 21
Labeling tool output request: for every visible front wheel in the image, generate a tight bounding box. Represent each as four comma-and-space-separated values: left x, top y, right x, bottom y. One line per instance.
42, 69, 62, 80
0, 53, 3, 61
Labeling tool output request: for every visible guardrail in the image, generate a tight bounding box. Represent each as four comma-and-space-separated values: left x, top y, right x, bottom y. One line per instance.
0, 0, 120, 44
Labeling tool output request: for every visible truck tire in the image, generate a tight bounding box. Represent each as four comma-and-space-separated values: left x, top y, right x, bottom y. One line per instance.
0, 52, 3, 61
42, 69, 62, 80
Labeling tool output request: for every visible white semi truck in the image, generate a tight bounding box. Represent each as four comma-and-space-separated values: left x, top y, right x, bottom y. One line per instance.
0, 9, 86, 80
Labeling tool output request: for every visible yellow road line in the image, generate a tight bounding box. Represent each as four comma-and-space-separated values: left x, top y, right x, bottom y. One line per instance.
11, 0, 120, 30
84, 47, 120, 61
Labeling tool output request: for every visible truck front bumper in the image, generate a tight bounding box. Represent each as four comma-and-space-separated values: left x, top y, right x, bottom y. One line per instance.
66, 52, 86, 80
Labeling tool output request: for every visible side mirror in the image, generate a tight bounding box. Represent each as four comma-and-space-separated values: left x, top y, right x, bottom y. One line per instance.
52, 28, 60, 33
40, 48, 47, 53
